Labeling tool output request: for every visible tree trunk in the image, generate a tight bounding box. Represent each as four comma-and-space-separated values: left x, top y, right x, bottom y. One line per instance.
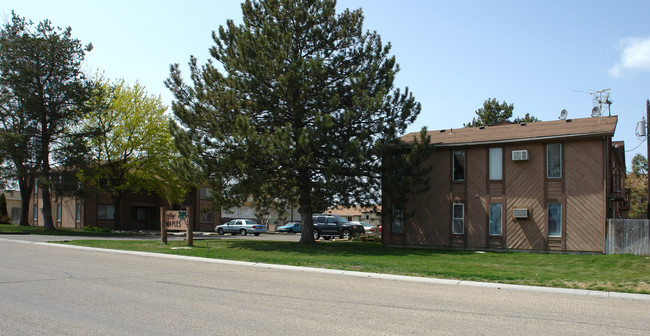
18, 176, 33, 226
41, 182, 54, 229
40, 145, 55, 229
298, 174, 315, 244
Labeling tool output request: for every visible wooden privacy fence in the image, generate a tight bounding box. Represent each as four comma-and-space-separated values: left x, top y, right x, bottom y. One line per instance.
606, 219, 650, 256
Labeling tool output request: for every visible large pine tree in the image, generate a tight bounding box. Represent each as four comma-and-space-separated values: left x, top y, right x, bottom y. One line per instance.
167, 0, 423, 243
0, 12, 92, 228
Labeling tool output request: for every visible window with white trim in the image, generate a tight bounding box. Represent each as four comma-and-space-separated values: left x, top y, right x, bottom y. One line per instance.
489, 203, 502, 235
547, 144, 561, 178
489, 148, 502, 180
452, 203, 464, 234
547, 203, 562, 237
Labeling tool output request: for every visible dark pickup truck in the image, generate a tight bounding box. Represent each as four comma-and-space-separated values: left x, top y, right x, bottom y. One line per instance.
312, 214, 365, 240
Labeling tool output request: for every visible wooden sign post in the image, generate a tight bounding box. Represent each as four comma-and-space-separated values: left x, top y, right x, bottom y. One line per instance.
185, 208, 193, 247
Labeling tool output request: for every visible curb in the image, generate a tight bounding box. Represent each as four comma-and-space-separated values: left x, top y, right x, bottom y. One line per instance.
3, 237, 649, 302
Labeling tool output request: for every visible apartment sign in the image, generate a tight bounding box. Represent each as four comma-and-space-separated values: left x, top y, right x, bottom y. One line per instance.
164, 210, 188, 231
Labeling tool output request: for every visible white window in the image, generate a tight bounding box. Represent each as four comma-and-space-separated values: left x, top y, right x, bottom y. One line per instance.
548, 203, 562, 237
489, 148, 502, 180
452, 203, 464, 234
200, 187, 212, 200
489, 203, 502, 235
547, 144, 561, 178
453, 150, 465, 181
392, 204, 403, 234
200, 209, 214, 223
33, 204, 38, 221
98, 204, 115, 220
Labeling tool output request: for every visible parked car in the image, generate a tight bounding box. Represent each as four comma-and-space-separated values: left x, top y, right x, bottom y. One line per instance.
312, 214, 365, 240
215, 219, 267, 236
277, 222, 301, 233
350, 221, 380, 236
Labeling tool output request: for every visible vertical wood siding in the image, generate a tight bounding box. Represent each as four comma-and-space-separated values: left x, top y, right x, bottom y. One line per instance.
402, 150, 451, 246
504, 143, 546, 250
565, 140, 606, 252
467, 147, 487, 247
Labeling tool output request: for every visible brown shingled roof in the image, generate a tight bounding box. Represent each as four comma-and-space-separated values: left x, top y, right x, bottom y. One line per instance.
402, 116, 618, 146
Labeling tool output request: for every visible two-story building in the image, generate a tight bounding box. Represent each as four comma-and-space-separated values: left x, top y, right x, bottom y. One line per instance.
383, 116, 627, 253
29, 185, 220, 232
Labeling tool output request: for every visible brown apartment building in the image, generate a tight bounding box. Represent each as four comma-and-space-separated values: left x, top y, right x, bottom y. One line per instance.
383, 116, 628, 253
29, 185, 220, 232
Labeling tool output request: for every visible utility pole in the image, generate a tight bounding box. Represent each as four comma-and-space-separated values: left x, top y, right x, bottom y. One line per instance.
646, 99, 650, 218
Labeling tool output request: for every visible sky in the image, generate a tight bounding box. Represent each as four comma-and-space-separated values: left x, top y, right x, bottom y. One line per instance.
3, 0, 650, 168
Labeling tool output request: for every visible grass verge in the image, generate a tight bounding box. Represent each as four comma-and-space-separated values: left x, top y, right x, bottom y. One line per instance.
59, 238, 650, 294
0, 224, 135, 237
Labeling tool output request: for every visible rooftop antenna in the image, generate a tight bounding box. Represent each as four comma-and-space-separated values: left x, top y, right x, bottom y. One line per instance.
559, 109, 568, 120
573, 88, 613, 116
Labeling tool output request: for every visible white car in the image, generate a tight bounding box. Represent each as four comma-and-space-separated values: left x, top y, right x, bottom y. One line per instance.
215, 219, 267, 236
350, 221, 380, 236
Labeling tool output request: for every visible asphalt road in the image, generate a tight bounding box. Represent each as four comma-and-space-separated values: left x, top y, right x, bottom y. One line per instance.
0, 237, 648, 335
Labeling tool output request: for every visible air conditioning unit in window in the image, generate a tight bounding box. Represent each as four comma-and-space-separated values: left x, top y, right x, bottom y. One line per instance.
512, 150, 528, 161
513, 208, 529, 219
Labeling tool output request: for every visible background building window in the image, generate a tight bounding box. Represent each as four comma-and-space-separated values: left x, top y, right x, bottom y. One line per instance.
547, 144, 561, 178
200, 209, 214, 223
453, 150, 465, 181
489, 148, 502, 180
56, 204, 62, 222
33, 204, 38, 221
200, 187, 212, 200
98, 204, 115, 220
489, 203, 502, 235
547, 203, 562, 237
75, 203, 81, 222
131, 207, 147, 221
392, 204, 403, 233
452, 203, 464, 234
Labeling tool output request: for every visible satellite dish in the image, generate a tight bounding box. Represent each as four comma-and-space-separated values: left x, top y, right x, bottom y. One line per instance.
559, 109, 568, 120
591, 106, 601, 117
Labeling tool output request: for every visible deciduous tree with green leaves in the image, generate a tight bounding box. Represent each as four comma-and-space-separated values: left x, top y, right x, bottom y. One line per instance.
627, 153, 648, 218
464, 98, 539, 127
0, 12, 92, 229
166, 0, 425, 244
78, 78, 189, 229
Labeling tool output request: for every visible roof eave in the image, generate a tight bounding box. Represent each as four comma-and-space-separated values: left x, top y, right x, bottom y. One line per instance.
431, 131, 615, 147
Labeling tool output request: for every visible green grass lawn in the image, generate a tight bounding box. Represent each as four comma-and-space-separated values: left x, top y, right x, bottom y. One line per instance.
0, 224, 133, 236
59, 238, 650, 294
